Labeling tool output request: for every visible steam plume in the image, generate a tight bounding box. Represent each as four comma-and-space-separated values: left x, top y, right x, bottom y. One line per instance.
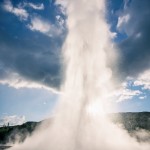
9, 0, 150, 150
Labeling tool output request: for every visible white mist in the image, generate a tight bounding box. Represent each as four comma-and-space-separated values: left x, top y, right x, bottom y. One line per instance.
10, 0, 150, 150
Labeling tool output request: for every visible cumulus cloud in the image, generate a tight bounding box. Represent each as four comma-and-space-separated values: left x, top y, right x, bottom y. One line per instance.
56, 15, 65, 26
0, 0, 67, 92
111, 68, 150, 102
0, 26, 63, 92
23, 2, 44, 10
139, 96, 147, 100
0, 115, 25, 127
108, 68, 150, 102
117, 14, 130, 31
133, 69, 150, 90
55, 0, 67, 15
27, 16, 65, 37
116, 88, 142, 102
3, 0, 63, 37
27, 17, 51, 34
117, 0, 150, 79
55, 15, 66, 32
55, 0, 68, 7
0, 72, 60, 94
3, 0, 28, 20
108, 78, 143, 102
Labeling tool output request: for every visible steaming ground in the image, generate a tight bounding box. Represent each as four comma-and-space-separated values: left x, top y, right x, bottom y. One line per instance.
9, 0, 150, 150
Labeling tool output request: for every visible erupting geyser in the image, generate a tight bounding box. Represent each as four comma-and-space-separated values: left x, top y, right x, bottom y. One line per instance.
10, 0, 150, 150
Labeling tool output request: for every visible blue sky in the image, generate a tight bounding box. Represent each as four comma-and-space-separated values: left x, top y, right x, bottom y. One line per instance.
0, 0, 150, 125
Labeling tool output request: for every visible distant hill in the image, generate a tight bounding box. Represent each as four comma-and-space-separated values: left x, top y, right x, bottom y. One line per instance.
110, 112, 150, 131
0, 112, 150, 145
0, 121, 39, 145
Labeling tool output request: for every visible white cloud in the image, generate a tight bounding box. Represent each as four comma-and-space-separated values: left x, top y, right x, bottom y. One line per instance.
110, 69, 150, 102
27, 17, 51, 34
105, 77, 142, 102
134, 69, 150, 90
115, 88, 142, 102
55, 0, 68, 7
23, 2, 44, 10
3, 0, 64, 37
27, 16, 63, 37
56, 15, 65, 28
139, 96, 147, 100
3, 0, 28, 20
0, 72, 61, 94
117, 14, 130, 30
55, 0, 67, 15
124, 0, 130, 9
0, 115, 26, 127
107, 82, 142, 102
110, 32, 117, 39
